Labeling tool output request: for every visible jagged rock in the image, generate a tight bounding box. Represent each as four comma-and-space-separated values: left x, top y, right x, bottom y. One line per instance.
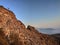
0, 6, 26, 45
27, 25, 40, 34
0, 6, 59, 45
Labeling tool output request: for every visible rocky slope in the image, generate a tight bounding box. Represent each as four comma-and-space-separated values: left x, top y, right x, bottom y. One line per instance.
0, 6, 59, 45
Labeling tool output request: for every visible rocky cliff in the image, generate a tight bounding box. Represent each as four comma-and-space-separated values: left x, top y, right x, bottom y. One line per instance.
0, 6, 59, 45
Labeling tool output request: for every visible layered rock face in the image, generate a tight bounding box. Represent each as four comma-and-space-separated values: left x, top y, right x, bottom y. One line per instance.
0, 6, 59, 45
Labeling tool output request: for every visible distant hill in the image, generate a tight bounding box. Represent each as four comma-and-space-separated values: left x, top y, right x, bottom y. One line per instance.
36, 28, 56, 34
38, 28, 55, 30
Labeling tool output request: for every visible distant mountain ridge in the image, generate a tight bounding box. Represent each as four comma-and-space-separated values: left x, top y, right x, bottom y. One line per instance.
38, 28, 55, 30
36, 28, 60, 34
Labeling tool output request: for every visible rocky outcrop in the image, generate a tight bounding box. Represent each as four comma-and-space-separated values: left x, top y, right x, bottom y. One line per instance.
0, 6, 60, 45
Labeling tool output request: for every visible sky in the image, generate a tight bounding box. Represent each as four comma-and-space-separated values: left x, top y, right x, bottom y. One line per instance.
0, 0, 60, 28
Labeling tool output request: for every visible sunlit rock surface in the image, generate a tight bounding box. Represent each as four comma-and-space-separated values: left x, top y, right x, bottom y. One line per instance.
0, 6, 59, 45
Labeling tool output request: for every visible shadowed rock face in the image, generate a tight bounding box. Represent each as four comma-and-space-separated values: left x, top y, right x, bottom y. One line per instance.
0, 28, 9, 45
0, 6, 59, 45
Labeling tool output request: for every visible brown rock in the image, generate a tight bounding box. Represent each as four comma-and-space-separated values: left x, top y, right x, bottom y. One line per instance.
27, 25, 40, 34
0, 6, 59, 45
0, 28, 9, 45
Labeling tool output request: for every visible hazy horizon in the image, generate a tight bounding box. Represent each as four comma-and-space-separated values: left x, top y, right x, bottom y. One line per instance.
0, 0, 60, 29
